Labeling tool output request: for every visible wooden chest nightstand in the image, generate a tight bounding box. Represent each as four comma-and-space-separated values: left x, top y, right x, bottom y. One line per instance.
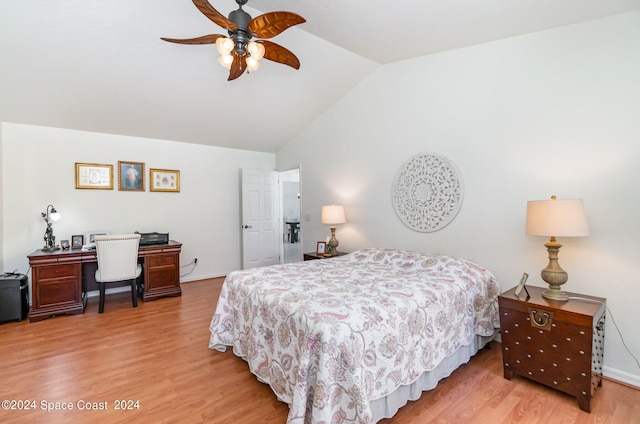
498, 285, 606, 412
303, 252, 348, 261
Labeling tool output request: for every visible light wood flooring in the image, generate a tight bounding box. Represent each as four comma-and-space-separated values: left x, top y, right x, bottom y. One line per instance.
0, 278, 638, 423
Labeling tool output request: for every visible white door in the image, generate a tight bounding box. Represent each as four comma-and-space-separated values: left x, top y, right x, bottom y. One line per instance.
241, 169, 280, 269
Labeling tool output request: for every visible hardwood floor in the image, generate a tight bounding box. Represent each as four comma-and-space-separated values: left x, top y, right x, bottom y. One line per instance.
0, 278, 638, 424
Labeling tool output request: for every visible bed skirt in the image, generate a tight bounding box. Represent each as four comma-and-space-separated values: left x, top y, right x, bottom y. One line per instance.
370, 334, 495, 422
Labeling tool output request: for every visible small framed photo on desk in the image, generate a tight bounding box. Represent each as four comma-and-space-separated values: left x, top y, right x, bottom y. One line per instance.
85, 231, 108, 244
316, 241, 326, 256
71, 235, 84, 249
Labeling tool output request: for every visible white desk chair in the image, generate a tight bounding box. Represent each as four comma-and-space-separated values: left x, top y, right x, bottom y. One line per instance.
94, 234, 142, 313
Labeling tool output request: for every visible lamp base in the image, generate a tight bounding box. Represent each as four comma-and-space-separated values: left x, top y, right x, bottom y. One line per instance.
541, 286, 569, 302
41, 246, 60, 252
540, 239, 569, 302
327, 225, 339, 257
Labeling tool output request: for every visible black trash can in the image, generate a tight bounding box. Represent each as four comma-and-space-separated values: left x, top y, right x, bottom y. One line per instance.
0, 273, 29, 323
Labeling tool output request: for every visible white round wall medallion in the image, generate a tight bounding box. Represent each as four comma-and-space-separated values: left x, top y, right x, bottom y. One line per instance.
392, 153, 463, 232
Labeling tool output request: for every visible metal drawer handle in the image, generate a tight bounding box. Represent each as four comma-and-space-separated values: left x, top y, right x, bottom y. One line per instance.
530, 310, 550, 326
529, 308, 553, 331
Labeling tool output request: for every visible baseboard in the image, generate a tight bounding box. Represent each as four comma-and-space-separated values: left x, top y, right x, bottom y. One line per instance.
85, 286, 131, 298
603, 366, 640, 389
180, 272, 227, 283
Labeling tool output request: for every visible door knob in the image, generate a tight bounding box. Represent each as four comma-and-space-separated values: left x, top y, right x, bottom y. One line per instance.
242, 225, 252, 229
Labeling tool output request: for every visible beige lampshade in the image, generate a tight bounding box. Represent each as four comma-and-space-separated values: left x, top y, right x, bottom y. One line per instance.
526, 197, 590, 237
321, 204, 346, 225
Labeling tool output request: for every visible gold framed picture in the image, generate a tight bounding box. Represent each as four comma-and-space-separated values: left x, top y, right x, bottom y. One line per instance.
118, 161, 145, 191
316, 241, 327, 255
150, 168, 180, 193
75, 163, 113, 190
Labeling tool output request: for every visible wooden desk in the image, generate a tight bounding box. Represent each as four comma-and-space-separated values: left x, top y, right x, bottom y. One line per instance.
27, 241, 182, 322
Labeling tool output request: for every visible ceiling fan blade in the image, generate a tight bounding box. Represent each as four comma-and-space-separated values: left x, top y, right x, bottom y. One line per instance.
249, 12, 306, 39
228, 53, 247, 81
192, 0, 238, 31
161, 34, 224, 45
260, 40, 301, 70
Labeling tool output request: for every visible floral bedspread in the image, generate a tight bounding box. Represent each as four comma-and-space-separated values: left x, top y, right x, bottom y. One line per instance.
209, 248, 501, 424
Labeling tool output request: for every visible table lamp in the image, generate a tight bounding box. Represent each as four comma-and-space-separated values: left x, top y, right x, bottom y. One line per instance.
321, 204, 346, 256
41, 204, 62, 251
525, 196, 590, 301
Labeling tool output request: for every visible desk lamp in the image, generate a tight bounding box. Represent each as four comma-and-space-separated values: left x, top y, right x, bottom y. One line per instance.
526, 196, 589, 301
321, 204, 346, 256
41, 205, 61, 251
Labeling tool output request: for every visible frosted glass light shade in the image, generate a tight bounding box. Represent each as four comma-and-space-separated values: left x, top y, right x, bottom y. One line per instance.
217, 54, 234, 70
526, 198, 590, 237
247, 41, 265, 60
215, 37, 235, 55
246, 56, 261, 72
321, 205, 346, 225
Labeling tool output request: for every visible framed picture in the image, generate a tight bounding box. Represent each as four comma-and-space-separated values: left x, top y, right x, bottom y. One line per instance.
60, 240, 70, 250
316, 241, 327, 255
118, 161, 145, 191
515, 272, 530, 298
71, 235, 84, 249
75, 163, 113, 190
150, 168, 180, 192
85, 231, 109, 245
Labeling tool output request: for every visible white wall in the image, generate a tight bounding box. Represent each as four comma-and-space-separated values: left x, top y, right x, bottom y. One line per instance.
277, 12, 640, 386
1, 123, 274, 285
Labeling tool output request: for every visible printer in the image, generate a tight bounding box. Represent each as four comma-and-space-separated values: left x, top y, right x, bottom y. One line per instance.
135, 231, 169, 245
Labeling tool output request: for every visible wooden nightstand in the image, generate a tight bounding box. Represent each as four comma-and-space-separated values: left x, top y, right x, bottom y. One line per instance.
303, 252, 348, 261
498, 285, 605, 412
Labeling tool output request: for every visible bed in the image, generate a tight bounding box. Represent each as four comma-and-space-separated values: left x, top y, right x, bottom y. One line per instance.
209, 247, 501, 423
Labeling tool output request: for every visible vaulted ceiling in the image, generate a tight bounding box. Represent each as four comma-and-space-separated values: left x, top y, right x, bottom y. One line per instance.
2, 0, 639, 152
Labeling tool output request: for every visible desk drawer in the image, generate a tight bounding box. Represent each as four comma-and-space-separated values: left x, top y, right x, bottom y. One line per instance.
37, 278, 80, 307
148, 268, 176, 289
38, 264, 79, 280
148, 255, 176, 268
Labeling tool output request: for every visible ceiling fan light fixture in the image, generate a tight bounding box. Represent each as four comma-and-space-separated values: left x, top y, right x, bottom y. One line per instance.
162, 0, 305, 80
246, 56, 261, 72
217, 54, 234, 70
247, 41, 265, 60
215, 37, 235, 56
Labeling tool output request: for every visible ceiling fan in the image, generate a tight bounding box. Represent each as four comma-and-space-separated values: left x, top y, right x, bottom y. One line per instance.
161, 0, 306, 81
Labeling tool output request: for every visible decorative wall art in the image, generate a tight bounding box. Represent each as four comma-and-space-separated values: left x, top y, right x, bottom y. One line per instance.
150, 168, 180, 192
75, 163, 113, 190
392, 153, 463, 232
118, 161, 145, 191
